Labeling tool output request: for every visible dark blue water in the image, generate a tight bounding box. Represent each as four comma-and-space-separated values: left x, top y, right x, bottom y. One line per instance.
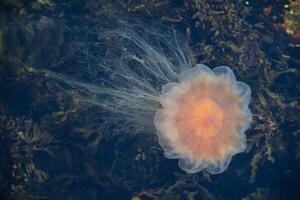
0, 0, 299, 199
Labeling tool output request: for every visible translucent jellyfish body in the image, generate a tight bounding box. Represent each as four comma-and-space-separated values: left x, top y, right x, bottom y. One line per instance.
154, 64, 252, 174
19, 18, 253, 174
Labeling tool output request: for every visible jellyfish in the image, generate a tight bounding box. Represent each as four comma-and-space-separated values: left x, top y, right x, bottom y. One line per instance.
154, 64, 252, 174
41, 18, 252, 174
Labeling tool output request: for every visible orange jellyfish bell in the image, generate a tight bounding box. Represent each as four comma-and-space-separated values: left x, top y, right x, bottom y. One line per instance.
154, 64, 252, 174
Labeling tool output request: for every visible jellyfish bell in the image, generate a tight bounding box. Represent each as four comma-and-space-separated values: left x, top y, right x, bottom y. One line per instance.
154, 64, 252, 174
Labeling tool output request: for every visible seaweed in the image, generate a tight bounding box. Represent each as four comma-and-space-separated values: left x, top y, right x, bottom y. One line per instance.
0, 0, 299, 199
0, 116, 55, 199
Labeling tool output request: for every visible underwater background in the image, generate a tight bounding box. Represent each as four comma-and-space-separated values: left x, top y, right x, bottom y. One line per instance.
0, 0, 299, 199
